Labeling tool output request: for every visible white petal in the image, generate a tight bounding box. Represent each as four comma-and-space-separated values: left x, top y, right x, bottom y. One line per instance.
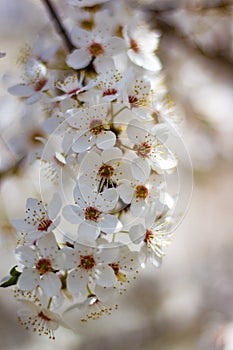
48, 192, 62, 219
74, 182, 96, 206
38, 232, 58, 258
104, 37, 126, 55
66, 49, 91, 69
129, 223, 145, 244
79, 151, 101, 175
64, 108, 85, 129
8, 84, 33, 97
17, 269, 39, 291
70, 26, 91, 48
67, 269, 88, 294
154, 154, 178, 170
131, 157, 150, 181
63, 205, 85, 224
128, 51, 162, 72
25, 92, 41, 105
96, 188, 118, 211
127, 119, 147, 144
99, 214, 122, 234
96, 131, 116, 150
72, 132, 94, 153
11, 219, 34, 233
17, 300, 38, 317
73, 183, 88, 209
101, 147, 122, 163
40, 273, 62, 296
15, 246, 37, 267
94, 265, 116, 287
131, 198, 148, 217
94, 56, 115, 73
77, 221, 100, 242
117, 183, 134, 204
97, 244, 119, 264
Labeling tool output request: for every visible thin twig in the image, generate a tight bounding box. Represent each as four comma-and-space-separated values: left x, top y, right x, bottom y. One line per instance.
41, 0, 75, 52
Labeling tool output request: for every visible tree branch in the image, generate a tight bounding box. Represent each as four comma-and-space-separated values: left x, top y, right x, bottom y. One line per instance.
41, 0, 75, 52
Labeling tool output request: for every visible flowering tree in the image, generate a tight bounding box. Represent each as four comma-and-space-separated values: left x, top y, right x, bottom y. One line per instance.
0, 0, 192, 339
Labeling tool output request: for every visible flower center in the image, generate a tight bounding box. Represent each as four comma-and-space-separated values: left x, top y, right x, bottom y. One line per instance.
128, 95, 139, 108
89, 42, 104, 57
38, 311, 51, 321
37, 219, 52, 232
98, 164, 114, 179
135, 142, 151, 159
130, 38, 140, 53
68, 87, 80, 95
135, 185, 149, 199
144, 229, 154, 244
85, 206, 100, 222
80, 254, 96, 270
34, 78, 47, 92
36, 258, 52, 274
89, 119, 104, 135
103, 88, 118, 97
109, 262, 127, 282
109, 262, 119, 275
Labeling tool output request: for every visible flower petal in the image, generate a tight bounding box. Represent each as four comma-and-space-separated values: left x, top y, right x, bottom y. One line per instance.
38, 232, 58, 258
67, 269, 88, 295
99, 214, 122, 234
117, 182, 134, 204
66, 49, 91, 70
8, 84, 33, 97
94, 265, 116, 287
17, 269, 39, 291
15, 246, 37, 267
129, 223, 145, 244
63, 205, 85, 224
101, 147, 122, 163
40, 272, 62, 296
77, 221, 100, 243
96, 131, 116, 150
72, 132, 94, 153
131, 157, 150, 181
48, 192, 62, 219
96, 188, 118, 211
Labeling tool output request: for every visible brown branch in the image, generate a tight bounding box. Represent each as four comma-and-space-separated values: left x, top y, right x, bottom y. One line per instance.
131, 0, 233, 13
41, 0, 75, 52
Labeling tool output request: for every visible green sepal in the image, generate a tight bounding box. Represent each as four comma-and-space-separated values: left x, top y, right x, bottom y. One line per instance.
0, 265, 21, 288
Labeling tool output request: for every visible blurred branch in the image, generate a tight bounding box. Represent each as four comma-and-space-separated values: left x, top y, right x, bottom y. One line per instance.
41, 0, 75, 52
140, 7, 233, 75
134, 0, 233, 13
129, 1, 233, 71
0, 156, 26, 183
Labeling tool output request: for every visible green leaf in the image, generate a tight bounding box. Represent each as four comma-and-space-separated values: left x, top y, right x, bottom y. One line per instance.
10, 265, 21, 277
0, 265, 21, 288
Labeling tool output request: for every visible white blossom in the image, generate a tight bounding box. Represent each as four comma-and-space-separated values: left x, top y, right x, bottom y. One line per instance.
66, 24, 125, 71
64, 243, 118, 295
11, 193, 61, 244
8, 58, 53, 104
65, 104, 117, 152
15, 233, 64, 296
63, 182, 122, 242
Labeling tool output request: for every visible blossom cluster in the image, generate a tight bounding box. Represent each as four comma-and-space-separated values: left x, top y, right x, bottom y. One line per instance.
1, 0, 186, 339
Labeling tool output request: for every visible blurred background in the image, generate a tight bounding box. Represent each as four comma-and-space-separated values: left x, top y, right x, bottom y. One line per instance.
0, 0, 233, 349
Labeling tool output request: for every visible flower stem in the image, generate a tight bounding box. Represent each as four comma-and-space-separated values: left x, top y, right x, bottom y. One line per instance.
41, 0, 75, 52
47, 297, 53, 309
